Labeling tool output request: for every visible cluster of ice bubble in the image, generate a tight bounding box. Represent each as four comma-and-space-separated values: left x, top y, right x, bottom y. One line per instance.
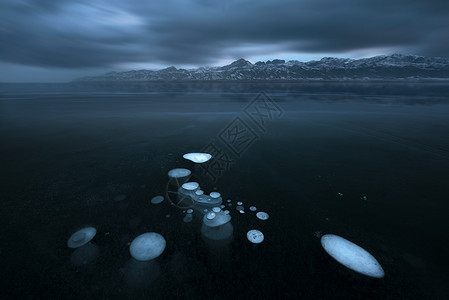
202, 207, 231, 228
178, 182, 223, 206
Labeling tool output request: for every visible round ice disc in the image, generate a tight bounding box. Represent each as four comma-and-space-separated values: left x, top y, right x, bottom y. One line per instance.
256, 212, 269, 220
129, 232, 166, 261
151, 195, 164, 204
67, 227, 97, 249
247, 230, 264, 244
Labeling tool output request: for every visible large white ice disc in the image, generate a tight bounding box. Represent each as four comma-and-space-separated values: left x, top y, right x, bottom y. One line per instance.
168, 168, 191, 178
183, 153, 212, 163
67, 227, 97, 248
321, 234, 385, 278
182, 182, 199, 191
129, 232, 166, 261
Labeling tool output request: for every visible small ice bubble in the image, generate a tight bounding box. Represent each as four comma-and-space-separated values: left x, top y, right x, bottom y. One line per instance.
223, 210, 230, 215
256, 212, 269, 220
212, 207, 221, 213
361, 195, 368, 201
210, 192, 221, 199
187, 209, 193, 214
220, 205, 225, 209
67, 227, 96, 249
239, 210, 245, 214
237, 201, 243, 205
249, 206, 257, 211
236, 206, 244, 211
151, 195, 164, 204
183, 214, 193, 223
227, 199, 231, 202
247, 229, 264, 244
203, 209, 208, 213
114, 194, 127, 202
195, 190, 204, 195
183, 153, 212, 163
182, 182, 199, 191
228, 203, 232, 206
338, 192, 344, 197
168, 168, 191, 178
165, 214, 170, 218
206, 212, 216, 220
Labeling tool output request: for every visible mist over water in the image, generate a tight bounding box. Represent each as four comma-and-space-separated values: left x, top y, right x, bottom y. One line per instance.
1, 82, 448, 299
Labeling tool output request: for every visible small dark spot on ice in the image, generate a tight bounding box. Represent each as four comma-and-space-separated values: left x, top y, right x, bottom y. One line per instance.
114, 194, 127, 202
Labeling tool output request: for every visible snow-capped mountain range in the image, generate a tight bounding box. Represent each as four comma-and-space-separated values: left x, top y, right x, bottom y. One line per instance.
76, 54, 449, 81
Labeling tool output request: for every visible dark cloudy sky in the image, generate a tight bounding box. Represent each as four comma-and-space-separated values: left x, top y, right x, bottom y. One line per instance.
0, 0, 448, 82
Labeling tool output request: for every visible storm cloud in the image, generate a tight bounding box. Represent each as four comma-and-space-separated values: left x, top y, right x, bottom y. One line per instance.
0, 0, 448, 72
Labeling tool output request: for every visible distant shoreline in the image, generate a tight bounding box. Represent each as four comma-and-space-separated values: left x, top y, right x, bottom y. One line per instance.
2, 79, 449, 84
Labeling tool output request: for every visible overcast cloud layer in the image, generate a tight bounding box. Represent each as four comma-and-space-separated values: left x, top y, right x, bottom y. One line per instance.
0, 0, 448, 81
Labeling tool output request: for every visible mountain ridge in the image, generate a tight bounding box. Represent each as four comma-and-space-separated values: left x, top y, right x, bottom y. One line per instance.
75, 54, 449, 81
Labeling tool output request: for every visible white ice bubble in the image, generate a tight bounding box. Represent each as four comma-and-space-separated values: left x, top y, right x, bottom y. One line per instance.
256, 212, 269, 220
187, 209, 193, 214
182, 182, 199, 191
206, 212, 216, 220
67, 227, 97, 249
183, 214, 193, 223
249, 206, 257, 211
247, 229, 264, 244
220, 205, 225, 209
168, 168, 191, 178
151, 195, 164, 204
227, 199, 231, 202
210, 192, 221, 199
129, 232, 166, 261
203, 211, 231, 228
195, 190, 204, 195
239, 210, 245, 214
212, 207, 221, 213
237, 201, 243, 205
223, 210, 230, 215
321, 234, 385, 278
183, 153, 212, 163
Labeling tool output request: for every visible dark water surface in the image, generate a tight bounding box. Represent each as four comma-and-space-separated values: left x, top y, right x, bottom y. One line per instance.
1, 82, 449, 299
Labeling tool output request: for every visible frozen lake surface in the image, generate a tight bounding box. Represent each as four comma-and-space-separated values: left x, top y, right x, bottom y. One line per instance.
1, 82, 449, 299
